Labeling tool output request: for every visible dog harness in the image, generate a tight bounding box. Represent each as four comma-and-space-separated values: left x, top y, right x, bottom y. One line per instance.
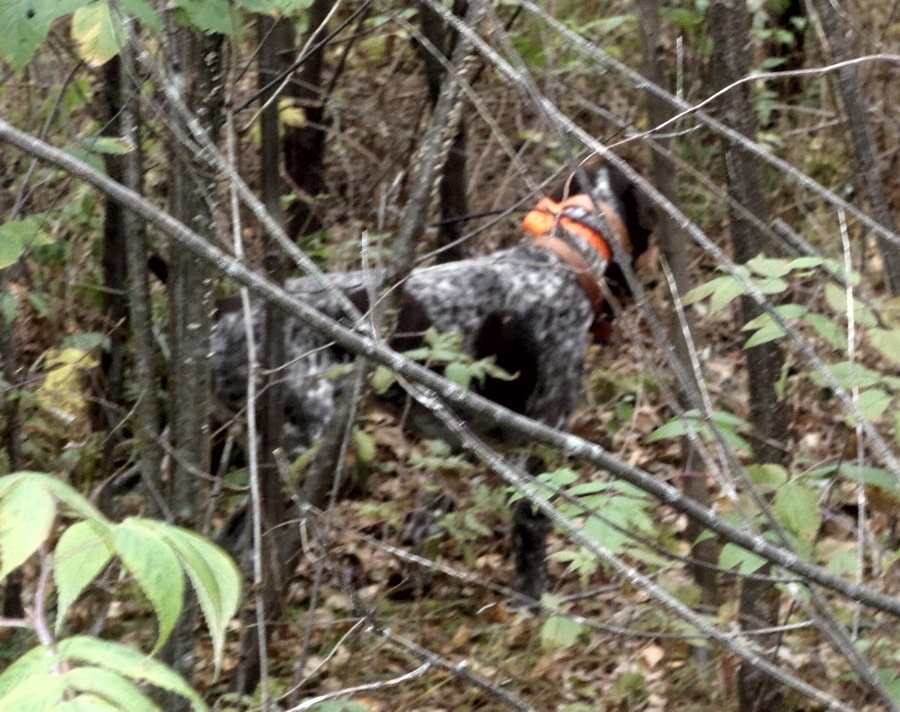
522, 194, 631, 344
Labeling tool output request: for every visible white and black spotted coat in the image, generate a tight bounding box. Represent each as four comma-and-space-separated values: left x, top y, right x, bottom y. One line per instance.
211, 162, 654, 459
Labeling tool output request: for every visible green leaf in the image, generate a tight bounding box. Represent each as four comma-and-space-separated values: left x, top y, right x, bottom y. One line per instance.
788, 256, 824, 270
172, 0, 240, 34
746, 255, 792, 277
745, 464, 787, 489
56, 694, 126, 711
743, 316, 785, 347
370, 366, 395, 394
774, 481, 821, 543
139, 520, 241, 675
870, 328, 900, 365
0, 0, 91, 73
80, 136, 134, 155
719, 542, 767, 574
853, 389, 892, 424
444, 361, 471, 389
72, 3, 126, 66
56, 637, 205, 709
0, 476, 56, 578
119, 0, 163, 31
825, 282, 878, 328
0, 641, 67, 707
55, 521, 114, 633
540, 615, 581, 651
0, 216, 54, 268
112, 519, 185, 653
63, 666, 159, 712
803, 312, 846, 350
352, 427, 376, 464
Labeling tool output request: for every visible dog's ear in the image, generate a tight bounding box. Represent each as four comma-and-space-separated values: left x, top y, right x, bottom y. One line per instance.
608, 167, 656, 262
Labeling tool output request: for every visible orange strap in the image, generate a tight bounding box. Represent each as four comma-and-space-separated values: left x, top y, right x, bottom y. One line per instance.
531, 235, 615, 344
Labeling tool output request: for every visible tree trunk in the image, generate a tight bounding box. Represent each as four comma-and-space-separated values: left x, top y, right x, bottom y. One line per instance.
634, 0, 719, 615
707, 2, 789, 709
98, 56, 129, 481
418, 0, 470, 263
808, 0, 900, 295
283, 0, 333, 240
162, 26, 223, 710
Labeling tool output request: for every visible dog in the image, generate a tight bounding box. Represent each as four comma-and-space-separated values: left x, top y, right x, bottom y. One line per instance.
211, 157, 655, 601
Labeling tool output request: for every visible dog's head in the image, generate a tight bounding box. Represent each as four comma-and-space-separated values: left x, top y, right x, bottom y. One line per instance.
549, 156, 656, 296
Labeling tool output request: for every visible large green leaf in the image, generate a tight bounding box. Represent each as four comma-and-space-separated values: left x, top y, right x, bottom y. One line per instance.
72, 3, 126, 66
0, 0, 90, 72
774, 481, 821, 544
0, 642, 67, 704
63, 667, 159, 712
55, 521, 114, 633
0, 638, 205, 711
870, 328, 900, 365
0, 476, 56, 578
172, 0, 239, 34
3, 472, 108, 523
57, 637, 205, 708
0, 216, 54, 268
55, 695, 124, 711
540, 615, 581, 651
139, 519, 241, 674
719, 542, 767, 574
112, 520, 185, 653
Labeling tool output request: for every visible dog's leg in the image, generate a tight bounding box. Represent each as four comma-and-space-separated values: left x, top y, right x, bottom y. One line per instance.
511, 498, 551, 603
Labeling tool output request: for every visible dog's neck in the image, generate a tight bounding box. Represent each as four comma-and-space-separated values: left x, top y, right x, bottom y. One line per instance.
522, 193, 631, 344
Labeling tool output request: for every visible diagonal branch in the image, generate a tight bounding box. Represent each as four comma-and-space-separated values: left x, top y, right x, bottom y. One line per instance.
3, 117, 899, 619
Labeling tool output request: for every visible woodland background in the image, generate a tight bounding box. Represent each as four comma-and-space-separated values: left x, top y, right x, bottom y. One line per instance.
1, 0, 900, 710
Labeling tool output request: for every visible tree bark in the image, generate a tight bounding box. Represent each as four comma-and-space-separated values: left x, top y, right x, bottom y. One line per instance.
418, 0, 470, 263
162, 27, 223, 710
808, 0, 900, 295
707, 2, 789, 708
283, 0, 333, 240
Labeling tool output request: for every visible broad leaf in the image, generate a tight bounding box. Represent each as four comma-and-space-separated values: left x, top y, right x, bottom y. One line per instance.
172, 0, 239, 35
72, 3, 126, 66
0, 216, 54, 268
774, 481, 821, 543
63, 667, 159, 712
0, 476, 56, 578
139, 520, 241, 674
56, 637, 205, 708
870, 328, 900, 365
55, 521, 114, 633
540, 615, 581, 651
719, 542, 767, 574
112, 520, 185, 653
0, 0, 90, 73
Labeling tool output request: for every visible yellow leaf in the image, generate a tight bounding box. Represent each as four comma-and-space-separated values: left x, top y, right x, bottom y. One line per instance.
72, 4, 126, 67
38, 348, 98, 435
279, 99, 307, 128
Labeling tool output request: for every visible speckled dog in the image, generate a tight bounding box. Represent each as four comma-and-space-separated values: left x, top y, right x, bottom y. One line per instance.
212, 158, 655, 601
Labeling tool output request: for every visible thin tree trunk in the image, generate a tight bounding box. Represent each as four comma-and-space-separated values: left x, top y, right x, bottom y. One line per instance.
162, 27, 223, 710
283, 0, 333, 240
99, 56, 129, 481
418, 0, 470, 263
707, 2, 789, 709
808, 0, 900, 295
120, 36, 165, 519
634, 0, 718, 615
229, 16, 293, 697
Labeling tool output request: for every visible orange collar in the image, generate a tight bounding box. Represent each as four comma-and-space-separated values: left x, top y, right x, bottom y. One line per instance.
521, 194, 632, 259
520, 192, 633, 344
